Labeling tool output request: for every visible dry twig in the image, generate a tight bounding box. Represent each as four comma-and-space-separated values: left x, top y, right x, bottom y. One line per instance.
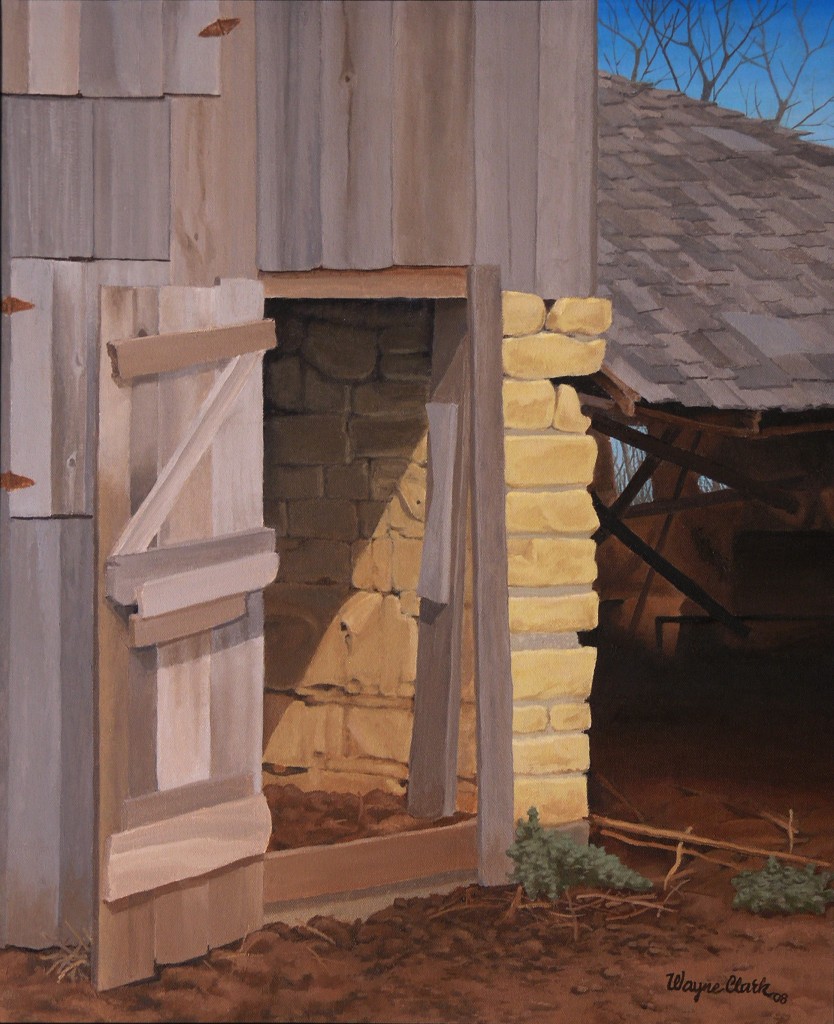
594, 771, 646, 823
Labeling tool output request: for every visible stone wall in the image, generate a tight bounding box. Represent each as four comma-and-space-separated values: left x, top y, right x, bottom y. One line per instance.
261, 299, 476, 809
500, 292, 610, 827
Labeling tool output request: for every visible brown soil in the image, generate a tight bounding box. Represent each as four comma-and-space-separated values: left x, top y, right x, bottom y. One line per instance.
2, 645, 832, 1022
264, 783, 473, 851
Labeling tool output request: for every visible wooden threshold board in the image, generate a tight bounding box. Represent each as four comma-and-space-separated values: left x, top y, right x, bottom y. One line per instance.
260, 266, 468, 300
263, 819, 478, 904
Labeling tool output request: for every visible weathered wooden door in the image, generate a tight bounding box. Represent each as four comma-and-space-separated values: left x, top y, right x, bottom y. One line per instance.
94, 279, 278, 990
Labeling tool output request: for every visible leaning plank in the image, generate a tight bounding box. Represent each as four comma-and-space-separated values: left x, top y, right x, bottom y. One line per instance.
108, 318, 276, 382
263, 820, 478, 904
93, 99, 170, 260
468, 265, 514, 886
163, 0, 221, 95
136, 552, 279, 618
320, 0, 393, 268
256, 0, 322, 270
3, 96, 94, 258
104, 794, 272, 902
417, 402, 459, 605
79, 0, 164, 97
26, 0, 81, 95
111, 352, 262, 556
261, 267, 468, 299
392, 1, 475, 265
129, 594, 247, 648
121, 773, 254, 831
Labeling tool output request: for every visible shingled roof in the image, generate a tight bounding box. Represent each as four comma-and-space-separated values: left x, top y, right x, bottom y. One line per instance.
597, 72, 834, 412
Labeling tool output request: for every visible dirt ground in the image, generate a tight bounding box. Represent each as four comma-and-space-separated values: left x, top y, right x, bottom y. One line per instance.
1, 640, 832, 1023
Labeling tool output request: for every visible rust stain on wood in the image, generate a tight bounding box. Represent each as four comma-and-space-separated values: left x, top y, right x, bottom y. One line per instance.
1, 296, 35, 315
1, 471, 35, 492
199, 17, 240, 38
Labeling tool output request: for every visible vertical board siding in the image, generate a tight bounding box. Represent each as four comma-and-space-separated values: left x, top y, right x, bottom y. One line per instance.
26, 0, 81, 96
392, 0, 475, 265
1, 0, 29, 93
79, 0, 164, 97
320, 0, 393, 268
170, 0, 258, 285
536, 0, 597, 299
2, 96, 94, 258
58, 518, 95, 942
6, 520, 62, 947
474, 1, 539, 293
256, 0, 323, 271
163, 0, 221, 96
93, 99, 171, 260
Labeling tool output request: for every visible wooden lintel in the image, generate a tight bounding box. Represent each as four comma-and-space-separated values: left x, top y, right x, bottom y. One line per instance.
121, 774, 255, 831
592, 492, 749, 637
108, 319, 276, 382
622, 489, 745, 519
263, 820, 477, 904
129, 593, 247, 648
260, 266, 468, 300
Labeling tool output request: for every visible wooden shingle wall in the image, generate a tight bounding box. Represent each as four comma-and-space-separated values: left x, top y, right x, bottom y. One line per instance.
256, 0, 597, 299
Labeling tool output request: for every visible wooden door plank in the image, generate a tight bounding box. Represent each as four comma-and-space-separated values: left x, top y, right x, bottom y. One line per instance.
409, 301, 470, 819
127, 646, 158, 797
417, 402, 459, 605
106, 527, 276, 605
256, 0, 322, 270
93, 99, 170, 260
468, 265, 514, 885
8, 259, 53, 516
27, 0, 81, 95
207, 859, 262, 949
79, 0, 164, 97
163, 0, 221, 95
6, 519, 62, 947
320, 0, 393, 268
156, 635, 211, 790
3, 96, 94, 258
392, 1, 475, 265
109, 318, 276, 382
129, 594, 247, 649
105, 794, 272, 901
536, 0, 597, 298
264, 819, 478, 904
170, 0, 258, 285
1, 0, 29, 92
473, 1, 539, 292
122, 773, 254, 831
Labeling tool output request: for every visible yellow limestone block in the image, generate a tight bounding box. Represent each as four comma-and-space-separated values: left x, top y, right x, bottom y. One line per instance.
552, 384, 592, 433
513, 733, 590, 774
512, 704, 549, 734
546, 297, 613, 336
514, 775, 588, 825
507, 537, 598, 587
512, 647, 598, 701
503, 333, 605, 379
504, 434, 598, 487
502, 291, 546, 336
509, 592, 599, 633
505, 489, 598, 535
502, 379, 555, 429
549, 702, 592, 732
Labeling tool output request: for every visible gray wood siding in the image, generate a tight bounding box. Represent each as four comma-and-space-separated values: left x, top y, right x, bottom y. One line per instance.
79, 0, 164, 98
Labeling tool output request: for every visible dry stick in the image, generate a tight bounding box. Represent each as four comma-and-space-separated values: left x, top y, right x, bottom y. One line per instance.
664, 826, 693, 891
598, 829, 743, 870
565, 890, 580, 943
593, 771, 646, 823
678, 785, 800, 842
298, 924, 337, 946
499, 885, 524, 925
590, 814, 831, 867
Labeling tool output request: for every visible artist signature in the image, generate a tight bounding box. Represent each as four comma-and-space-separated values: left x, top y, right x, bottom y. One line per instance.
665, 970, 789, 1004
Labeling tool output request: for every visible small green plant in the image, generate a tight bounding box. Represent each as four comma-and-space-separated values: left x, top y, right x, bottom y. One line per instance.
731, 857, 834, 916
507, 807, 654, 900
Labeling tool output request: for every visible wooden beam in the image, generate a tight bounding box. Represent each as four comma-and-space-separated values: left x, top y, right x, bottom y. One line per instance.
592, 493, 750, 637
417, 402, 459, 605
107, 319, 276, 382
591, 413, 799, 514
468, 266, 514, 886
129, 594, 247, 648
260, 266, 468, 300
121, 773, 254, 831
608, 427, 680, 519
409, 302, 470, 819
104, 793, 271, 903
263, 820, 478, 904
135, 551, 279, 618
622, 489, 745, 519
111, 352, 261, 556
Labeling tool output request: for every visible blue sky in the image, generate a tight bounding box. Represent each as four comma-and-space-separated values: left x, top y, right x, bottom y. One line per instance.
599, 0, 834, 144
